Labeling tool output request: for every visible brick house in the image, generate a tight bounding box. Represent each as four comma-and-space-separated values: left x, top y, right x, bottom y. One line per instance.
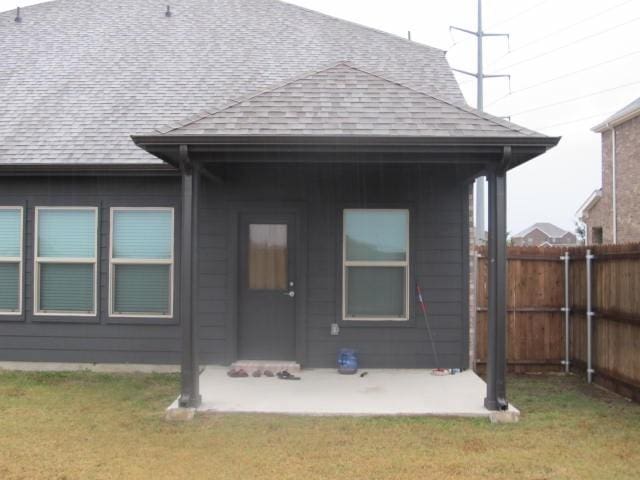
511, 222, 577, 247
579, 97, 640, 244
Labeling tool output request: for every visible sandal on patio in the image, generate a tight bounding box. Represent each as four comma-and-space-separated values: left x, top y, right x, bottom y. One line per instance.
277, 370, 301, 380
227, 368, 249, 378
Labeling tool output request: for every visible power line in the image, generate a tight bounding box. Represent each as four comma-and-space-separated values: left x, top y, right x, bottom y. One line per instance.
509, 79, 640, 117
534, 111, 616, 131
486, 0, 634, 67
486, 50, 640, 107
490, 15, 640, 73
447, 0, 551, 51
484, 0, 552, 30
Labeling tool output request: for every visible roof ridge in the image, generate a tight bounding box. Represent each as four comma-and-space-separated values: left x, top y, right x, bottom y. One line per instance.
155, 60, 351, 134
273, 0, 446, 55
340, 63, 542, 137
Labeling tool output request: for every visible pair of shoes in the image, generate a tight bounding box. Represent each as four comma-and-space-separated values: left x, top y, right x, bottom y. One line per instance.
277, 370, 301, 380
227, 368, 249, 378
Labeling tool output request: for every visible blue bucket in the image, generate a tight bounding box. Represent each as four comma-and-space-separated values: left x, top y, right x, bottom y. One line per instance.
337, 348, 358, 374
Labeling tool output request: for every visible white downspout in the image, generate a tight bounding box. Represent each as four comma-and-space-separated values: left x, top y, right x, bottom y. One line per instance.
612, 127, 617, 244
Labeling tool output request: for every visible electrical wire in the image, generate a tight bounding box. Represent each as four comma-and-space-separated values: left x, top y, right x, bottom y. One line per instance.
484, 0, 553, 30
486, 50, 640, 107
509, 79, 640, 117
492, 0, 634, 61
534, 111, 616, 131
490, 15, 640, 73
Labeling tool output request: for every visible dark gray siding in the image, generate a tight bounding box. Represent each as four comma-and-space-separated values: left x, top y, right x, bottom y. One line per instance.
0, 164, 470, 368
0, 175, 182, 364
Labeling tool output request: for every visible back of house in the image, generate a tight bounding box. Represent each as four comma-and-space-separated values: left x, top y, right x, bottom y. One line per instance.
0, 0, 557, 380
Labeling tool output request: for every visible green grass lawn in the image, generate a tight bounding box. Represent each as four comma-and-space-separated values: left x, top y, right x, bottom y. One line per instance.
0, 371, 638, 480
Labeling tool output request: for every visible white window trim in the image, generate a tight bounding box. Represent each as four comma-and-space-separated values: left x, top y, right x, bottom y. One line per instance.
342, 209, 410, 321
34, 206, 98, 316
108, 207, 175, 318
0, 206, 23, 316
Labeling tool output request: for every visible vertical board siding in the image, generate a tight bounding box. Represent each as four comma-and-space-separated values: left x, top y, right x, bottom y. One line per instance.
0, 164, 471, 369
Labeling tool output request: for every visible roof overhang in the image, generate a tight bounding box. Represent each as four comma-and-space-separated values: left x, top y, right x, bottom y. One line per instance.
131, 134, 560, 171
592, 105, 640, 132
576, 189, 603, 219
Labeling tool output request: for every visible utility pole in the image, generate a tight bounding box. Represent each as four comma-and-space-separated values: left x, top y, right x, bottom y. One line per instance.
450, 0, 510, 242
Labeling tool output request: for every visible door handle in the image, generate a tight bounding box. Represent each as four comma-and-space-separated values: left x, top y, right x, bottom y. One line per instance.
283, 291, 295, 298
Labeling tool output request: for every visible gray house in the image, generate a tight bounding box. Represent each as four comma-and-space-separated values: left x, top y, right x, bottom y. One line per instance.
0, 0, 558, 410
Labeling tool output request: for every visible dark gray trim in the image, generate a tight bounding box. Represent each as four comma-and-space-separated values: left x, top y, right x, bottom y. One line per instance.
132, 135, 559, 171
178, 161, 201, 408
225, 202, 308, 365
0, 165, 178, 176
484, 146, 509, 411
460, 181, 471, 369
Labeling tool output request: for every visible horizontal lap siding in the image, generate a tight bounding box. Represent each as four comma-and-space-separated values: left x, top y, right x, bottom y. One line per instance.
0, 164, 469, 369
202, 163, 469, 369
0, 176, 182, 364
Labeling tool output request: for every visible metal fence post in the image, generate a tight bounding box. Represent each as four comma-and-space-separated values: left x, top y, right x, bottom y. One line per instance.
560, 252, 570, 374
586, 249, 595, 384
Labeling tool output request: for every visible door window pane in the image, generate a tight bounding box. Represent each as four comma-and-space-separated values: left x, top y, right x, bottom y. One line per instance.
113, 264, 170, 315
345, 210, 408, 261
346, 266, 405, 317
39, 263, 94, 313
248, 224, 287, 290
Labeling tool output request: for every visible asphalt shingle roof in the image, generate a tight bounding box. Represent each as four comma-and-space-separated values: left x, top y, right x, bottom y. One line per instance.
592, 96, 640, 131
1, 0, 546, 165
157, 62, 544, 137
513, 222, 571, 239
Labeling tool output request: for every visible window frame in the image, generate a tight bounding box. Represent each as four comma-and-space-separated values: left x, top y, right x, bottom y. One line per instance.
108, 207, 175, 319
33, 206, 98, 317
0, 206, 24, 316
342, 208, 410, 321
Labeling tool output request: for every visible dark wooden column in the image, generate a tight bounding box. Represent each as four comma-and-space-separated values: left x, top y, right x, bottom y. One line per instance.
484, 148, 509, 411
179, 146, 201, 408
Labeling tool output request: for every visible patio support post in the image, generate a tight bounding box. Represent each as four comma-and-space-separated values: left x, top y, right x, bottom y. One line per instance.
178, 145, 201, 408
484, 148, 509, 411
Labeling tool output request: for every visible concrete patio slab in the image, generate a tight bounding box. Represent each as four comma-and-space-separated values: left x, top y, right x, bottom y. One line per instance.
168, 367, 519, 418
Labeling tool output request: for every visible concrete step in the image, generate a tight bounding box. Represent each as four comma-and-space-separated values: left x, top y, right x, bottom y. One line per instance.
230, 360, 301, 374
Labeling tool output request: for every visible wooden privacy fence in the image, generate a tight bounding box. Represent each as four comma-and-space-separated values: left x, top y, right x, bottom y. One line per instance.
475, 243, 640, 402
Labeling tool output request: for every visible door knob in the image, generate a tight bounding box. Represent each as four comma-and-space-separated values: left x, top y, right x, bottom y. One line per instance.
283, 290, 295, 298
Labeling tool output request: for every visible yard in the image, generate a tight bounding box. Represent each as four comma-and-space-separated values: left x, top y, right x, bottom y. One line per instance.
0, 372, 638, 480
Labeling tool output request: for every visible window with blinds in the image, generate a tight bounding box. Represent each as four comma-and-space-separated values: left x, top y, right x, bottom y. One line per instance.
109, 208, 174, 317
34, 207, 97, 315
343, 209, 410, 320
0, 207, 23, 315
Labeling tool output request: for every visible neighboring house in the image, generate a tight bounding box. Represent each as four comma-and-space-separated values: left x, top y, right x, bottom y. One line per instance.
511, 223, 578, 247
0, 0, 558, 410
579, 97, 640, 244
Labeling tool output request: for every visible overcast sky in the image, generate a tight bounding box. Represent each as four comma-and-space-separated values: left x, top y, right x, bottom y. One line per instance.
2, 0, 638, 235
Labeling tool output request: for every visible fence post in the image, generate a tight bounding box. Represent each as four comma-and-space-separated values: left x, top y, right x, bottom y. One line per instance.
560, 251, 570, 374
586, 249, 595, 384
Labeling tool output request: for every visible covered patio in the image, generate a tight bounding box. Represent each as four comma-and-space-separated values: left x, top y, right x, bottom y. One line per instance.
169, 367, 519, 418
133, 62, 559, 417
